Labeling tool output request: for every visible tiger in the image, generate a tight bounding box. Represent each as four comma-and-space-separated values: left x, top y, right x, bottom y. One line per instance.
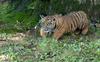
39, 11, 89, 40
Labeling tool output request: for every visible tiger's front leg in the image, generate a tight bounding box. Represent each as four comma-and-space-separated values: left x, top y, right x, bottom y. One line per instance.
53, 29, 65, 40
40, 28, 47, 37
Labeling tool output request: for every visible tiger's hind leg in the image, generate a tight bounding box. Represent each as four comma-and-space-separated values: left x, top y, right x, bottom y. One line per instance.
81, 25, 88, 35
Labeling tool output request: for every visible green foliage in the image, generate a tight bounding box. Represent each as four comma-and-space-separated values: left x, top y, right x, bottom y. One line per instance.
0, 2, 9, 21
0, 32, 100, 62
0, 0, 100, 33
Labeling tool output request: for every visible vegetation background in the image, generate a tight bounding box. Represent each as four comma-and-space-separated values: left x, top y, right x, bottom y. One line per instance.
0, 0, 100, 32
0, 0, 100, 62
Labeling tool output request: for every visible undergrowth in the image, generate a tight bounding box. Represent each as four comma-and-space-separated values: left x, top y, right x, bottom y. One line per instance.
0, 34, 100, 62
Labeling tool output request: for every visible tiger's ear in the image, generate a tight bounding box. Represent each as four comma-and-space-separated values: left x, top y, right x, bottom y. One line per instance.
53, 18, 56, 21
40, 15, 45, 18
52, 16, 56, 21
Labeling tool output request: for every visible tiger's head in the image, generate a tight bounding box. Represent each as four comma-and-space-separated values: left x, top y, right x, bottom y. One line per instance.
37, 14, 62, 37
40, 15, 56, 34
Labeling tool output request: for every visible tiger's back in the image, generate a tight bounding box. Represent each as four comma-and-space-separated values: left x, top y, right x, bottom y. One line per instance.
63, 11, 88, 33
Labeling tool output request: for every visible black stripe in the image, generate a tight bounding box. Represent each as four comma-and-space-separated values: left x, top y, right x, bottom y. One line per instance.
70, 16, 75, 31
71, 13, 79, 29
74, 12, 81, 24
77, 11, 86, 28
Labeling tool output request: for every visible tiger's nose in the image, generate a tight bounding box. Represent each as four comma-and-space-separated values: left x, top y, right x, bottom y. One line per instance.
44, 30, 49, 33
44, 28, 49, 32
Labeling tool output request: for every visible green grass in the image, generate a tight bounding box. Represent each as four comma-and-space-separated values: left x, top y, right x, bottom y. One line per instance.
0, 32, 100, 62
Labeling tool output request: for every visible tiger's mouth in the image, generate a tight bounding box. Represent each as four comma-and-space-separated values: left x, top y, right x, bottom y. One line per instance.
43, 29, 54, 36
43, 30, 50, 33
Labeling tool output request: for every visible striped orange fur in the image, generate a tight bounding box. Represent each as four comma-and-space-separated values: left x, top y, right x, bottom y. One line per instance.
40, 11, 89, 40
